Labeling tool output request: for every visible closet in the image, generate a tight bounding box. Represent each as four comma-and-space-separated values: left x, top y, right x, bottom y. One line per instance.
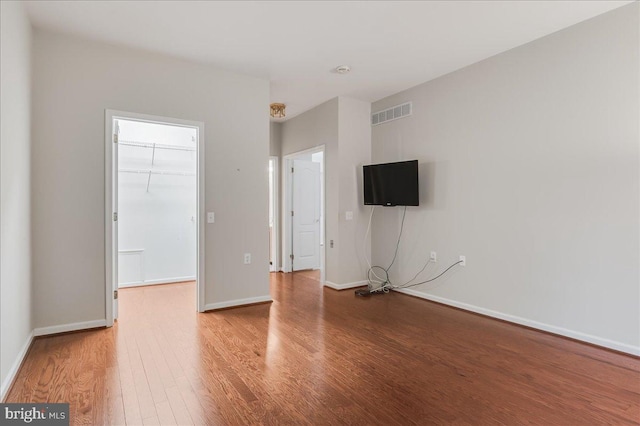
117, 119, 197, 288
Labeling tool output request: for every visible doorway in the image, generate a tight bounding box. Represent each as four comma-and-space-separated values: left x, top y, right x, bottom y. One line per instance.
105, 110, 205, 326
283, 146, 325, 281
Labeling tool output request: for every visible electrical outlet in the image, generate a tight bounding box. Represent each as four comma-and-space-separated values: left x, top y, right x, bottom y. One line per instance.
430, 251, 437, 262
244, 253, 251, 264
459, 255, 466, 266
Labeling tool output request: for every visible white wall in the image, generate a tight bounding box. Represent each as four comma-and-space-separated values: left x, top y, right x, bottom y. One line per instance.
32, 30, 270, 328
336, 98, 371, 285
117, 120, 197, 286
270, 122, 282, 157
0, 1, 33, 398
371, 3, 639, 354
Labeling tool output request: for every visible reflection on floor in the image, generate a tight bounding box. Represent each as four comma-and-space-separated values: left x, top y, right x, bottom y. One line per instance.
6, 273, 639, 425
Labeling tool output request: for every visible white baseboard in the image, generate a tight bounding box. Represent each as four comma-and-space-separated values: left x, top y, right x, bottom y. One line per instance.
1, 331, 34, 402
394, 288, 640, 356
33, 319, 107, 337
119, 276, 196, 288
324, 280, 368, 290
204, 295, 272, 311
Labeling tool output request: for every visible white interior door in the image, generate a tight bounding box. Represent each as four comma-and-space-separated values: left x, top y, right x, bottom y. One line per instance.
292, 159, 320, 271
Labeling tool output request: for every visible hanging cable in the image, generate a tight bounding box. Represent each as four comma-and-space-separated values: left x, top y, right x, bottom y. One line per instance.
386, 206, 406, 273
358, 205, 463, 295
400, 257, 435, 287
361, 206, 407, 293
363, 206, 386, 285
394, 260, 463, 290
358, 204, 463, 296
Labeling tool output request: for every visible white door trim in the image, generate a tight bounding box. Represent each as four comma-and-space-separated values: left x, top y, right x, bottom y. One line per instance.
269, 156, 279, 272
104, 109, 206, 327
282, 145, 325, 281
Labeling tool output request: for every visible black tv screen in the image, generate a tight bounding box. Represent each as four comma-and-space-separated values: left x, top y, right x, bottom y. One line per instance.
363, 160, 419, 206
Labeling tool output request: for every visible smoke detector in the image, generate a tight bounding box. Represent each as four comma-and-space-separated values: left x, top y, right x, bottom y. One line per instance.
335, 65, 351, 74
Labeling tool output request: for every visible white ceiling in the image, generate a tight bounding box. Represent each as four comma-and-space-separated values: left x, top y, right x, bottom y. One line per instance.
25, 1, 631, 120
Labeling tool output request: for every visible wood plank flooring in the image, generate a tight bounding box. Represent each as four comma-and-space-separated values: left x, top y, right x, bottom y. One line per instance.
5, 272, 640, 425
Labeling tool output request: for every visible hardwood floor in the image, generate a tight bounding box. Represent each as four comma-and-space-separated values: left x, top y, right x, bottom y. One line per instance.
6, 272, 640, 425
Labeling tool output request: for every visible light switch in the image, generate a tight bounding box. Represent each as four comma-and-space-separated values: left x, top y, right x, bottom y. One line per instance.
345, 211, 353, 221
207, 212, 215, 223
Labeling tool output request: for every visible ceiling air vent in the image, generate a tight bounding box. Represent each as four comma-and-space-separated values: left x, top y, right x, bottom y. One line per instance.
371, 102, 412, 126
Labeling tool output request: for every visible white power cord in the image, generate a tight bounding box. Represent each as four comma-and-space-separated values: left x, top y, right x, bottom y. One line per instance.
363, 206, 387, 288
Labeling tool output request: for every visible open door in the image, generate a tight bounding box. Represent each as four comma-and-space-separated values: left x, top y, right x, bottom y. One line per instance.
292, 159, 320, 271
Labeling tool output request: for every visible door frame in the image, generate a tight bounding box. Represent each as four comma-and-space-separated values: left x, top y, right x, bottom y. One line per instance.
104, 109, 206, 327
282, 145, 325, 281
269, 156, 279, 272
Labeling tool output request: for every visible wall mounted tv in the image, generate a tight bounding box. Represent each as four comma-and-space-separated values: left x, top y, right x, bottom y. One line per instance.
363, 160, 419, 206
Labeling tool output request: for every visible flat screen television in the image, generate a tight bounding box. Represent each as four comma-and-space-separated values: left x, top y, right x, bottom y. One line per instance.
363, 160, 419, 206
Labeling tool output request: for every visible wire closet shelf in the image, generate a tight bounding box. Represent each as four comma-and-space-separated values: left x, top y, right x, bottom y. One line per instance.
117, 139, 196, 191
118, 139, 196, 152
